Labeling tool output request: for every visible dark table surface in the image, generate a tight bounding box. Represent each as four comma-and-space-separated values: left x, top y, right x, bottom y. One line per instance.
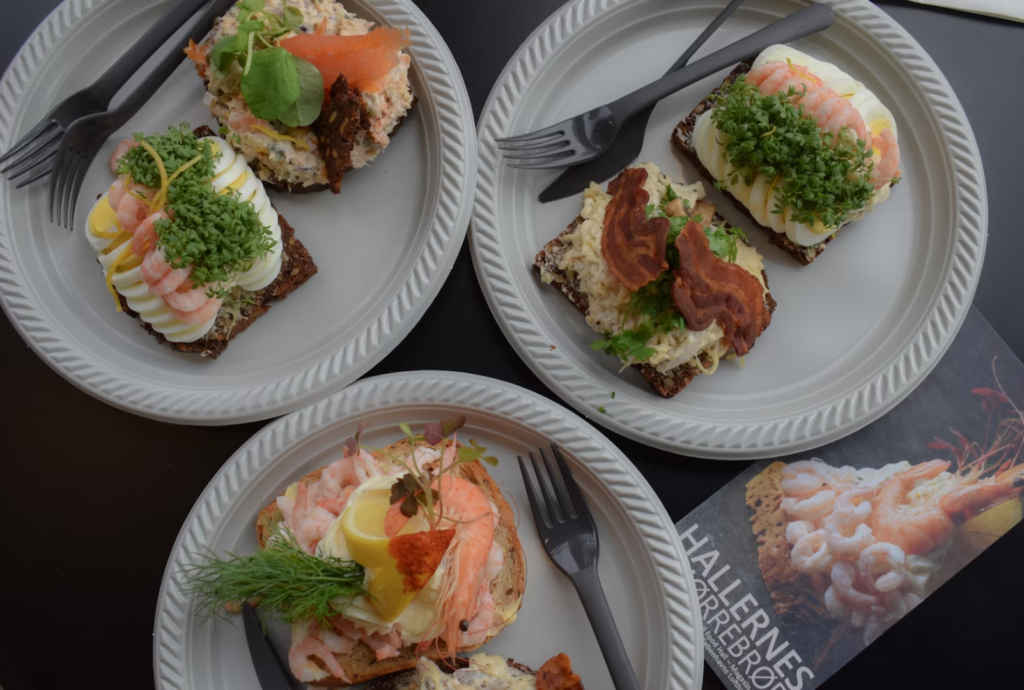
1, 1, 1021, 689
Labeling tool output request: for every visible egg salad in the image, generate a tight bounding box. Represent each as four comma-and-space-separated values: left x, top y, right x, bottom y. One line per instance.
693, 44, 900, 247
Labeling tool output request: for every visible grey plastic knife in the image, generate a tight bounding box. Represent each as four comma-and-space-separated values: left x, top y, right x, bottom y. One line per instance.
243, 603, 295, 690
538, 0, 747, 203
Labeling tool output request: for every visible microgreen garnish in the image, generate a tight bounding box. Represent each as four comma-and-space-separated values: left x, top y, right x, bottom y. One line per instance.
208, 0, 324, 126
712, 77, 875, 228
353, 418, 498, 530
610, 392, 616, 399
180, 520, 365, 628
598, 406, 607, 414
117, 124, 275, 295
592, 184, 747, 364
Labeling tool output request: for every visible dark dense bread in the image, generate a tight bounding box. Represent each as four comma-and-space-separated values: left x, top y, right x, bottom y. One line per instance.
672, 62, 839, 265
114, 125, 318, 358
534, 212, 776, 398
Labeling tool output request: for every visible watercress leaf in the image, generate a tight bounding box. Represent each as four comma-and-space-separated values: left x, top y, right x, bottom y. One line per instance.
423, 422, 444, 446
240, 0, 263, 11
241, 47, 299, 122
457, 446, 483, 463
482, 455, 499, 467
441, 416, 467, 437
238, 19, 264, 33
276, 57, 325, 127
209, 32, 246, 76
283, 5, 305, 29
399, 422, 413, 437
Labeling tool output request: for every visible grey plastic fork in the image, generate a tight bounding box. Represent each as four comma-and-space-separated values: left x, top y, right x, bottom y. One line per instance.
497, 2, 835, 169
518, 444, 641, 690
0, 0, 211, 187
50, 0, 238, 230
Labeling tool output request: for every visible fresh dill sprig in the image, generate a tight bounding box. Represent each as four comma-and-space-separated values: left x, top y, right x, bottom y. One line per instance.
179, 524, 365, 629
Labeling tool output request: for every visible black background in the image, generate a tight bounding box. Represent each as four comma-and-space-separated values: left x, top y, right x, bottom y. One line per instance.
0, 1, 1021, 689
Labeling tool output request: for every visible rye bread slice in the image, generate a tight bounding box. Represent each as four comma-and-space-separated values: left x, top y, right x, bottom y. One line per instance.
255, 438, 527, 687
113, 125, 318, 359
534, 211, 777, 398
672, 62, 840, 265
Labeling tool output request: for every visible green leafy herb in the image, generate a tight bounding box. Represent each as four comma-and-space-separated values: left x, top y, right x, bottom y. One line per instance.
610, 392, 616, 399
117, 124, 275, 295
208, 0, 324, 126
711, 76, 875, 228
180, 522, 365, 628
591, 318, 657, 363
598, 406, 607, 414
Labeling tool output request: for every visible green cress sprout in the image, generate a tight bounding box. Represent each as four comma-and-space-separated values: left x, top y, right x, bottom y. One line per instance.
591, 185, 747, 365
711, 76, 875, 228
351, 418, 497, 531
209, 0, 324, 126
117, 124, 275, 296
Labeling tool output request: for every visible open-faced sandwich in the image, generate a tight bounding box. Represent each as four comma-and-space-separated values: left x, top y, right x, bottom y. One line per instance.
182, 418, 525, 686
673, 44, 901, 265
366, 652, 583, 689
186, 0, 415, 194
534, 162, 775, 397
88, 124, 316, 358
746, 386, 1023, 659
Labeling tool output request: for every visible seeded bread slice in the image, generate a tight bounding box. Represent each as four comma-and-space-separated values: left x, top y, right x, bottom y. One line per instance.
255, 438, 526, 686
672, 62, 838, 265
114, 125, 317, 358
534, 213, 776, 398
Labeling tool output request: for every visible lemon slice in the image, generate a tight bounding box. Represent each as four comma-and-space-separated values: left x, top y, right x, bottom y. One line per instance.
342, 488, 421, 621
958, 497, 1022, 552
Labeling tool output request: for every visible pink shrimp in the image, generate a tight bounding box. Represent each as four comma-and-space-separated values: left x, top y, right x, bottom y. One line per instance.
163, 282, 211, 313
288, 625, 351, 683
108, 178, 128, 211
870, 128, 901, 188
228, 109, 258, 132
747, 61, 822, 98
141, 247, 192, 297
131, 211, 165, 257
166, 297, 221, 325
434, 475, 496, 653
821, 100, 871, 146
830, 561, 881, 609
799, 86, 839, 113
115, 190, 151, 232
361, 628, 403, 661
109, 138, 138, 175
286, 482, 336, 554
140, 248, 173, 285
745, 62, 787, 87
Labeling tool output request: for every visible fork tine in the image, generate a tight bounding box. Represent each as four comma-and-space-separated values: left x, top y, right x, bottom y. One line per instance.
5, 144, 58, 180
550, 444, 587, 515
539, 446, 576, 518
60, 154, 86, 229
517, 456, 552, 528
529, 451, 563, 523
55, 151, 80, 227
15, 164, 52, 188
66, 153, 91, 231
48, 143, 68, 222
496, 133, 566, 151
0, 120, 57, 165
494, 123, 565, 144
0, 127, 62, 174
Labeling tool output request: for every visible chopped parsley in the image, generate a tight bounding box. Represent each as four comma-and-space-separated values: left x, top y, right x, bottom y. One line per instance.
711, 76, 875, 228
593, 185, 747, 364
597, 406, 607, 414
117, 124, 275, 296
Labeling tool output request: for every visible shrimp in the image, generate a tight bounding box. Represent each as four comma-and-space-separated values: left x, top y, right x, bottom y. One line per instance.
435, 475, 496, 652
166, 296, 222, 325
116, 189, 151, 232
781, 460, 832, 496
821, 101, 871, 146
108, 178, 127, 211
747, 61, 822, 98
746, 62, 788, 88
288, 624, 351, 683
109, 138, 138, 175
288, 482, 336, 554
858, 542, 907, 592
870, 128, 900, 188
827, 523, 875, 556
791, 529, 834, 574
140, 247, 191, 296
131, 211, 165, 258
164, 283, 211, 313
228, 109, 259, 133
782, 489, 836, 521
785, 519, 815, 544
830, 561, 880, 609
459, 586, 496, 648
361, 628, 403, 661
824, 585, 848, 620
799, 86, 839, 113
823, 489, 875, 555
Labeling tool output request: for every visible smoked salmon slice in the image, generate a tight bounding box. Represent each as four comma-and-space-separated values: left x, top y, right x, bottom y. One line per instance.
281, 27, 411, 94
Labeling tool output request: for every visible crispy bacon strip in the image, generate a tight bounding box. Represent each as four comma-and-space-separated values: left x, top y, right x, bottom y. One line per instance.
671, 221, 769, 356
600, 168, 670, 291
537, 653, 584, 690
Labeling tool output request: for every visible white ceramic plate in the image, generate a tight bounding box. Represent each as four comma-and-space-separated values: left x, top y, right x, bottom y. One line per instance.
152, 371, 702, 690
0, 0, 475, 424
471, 0, 987, 459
